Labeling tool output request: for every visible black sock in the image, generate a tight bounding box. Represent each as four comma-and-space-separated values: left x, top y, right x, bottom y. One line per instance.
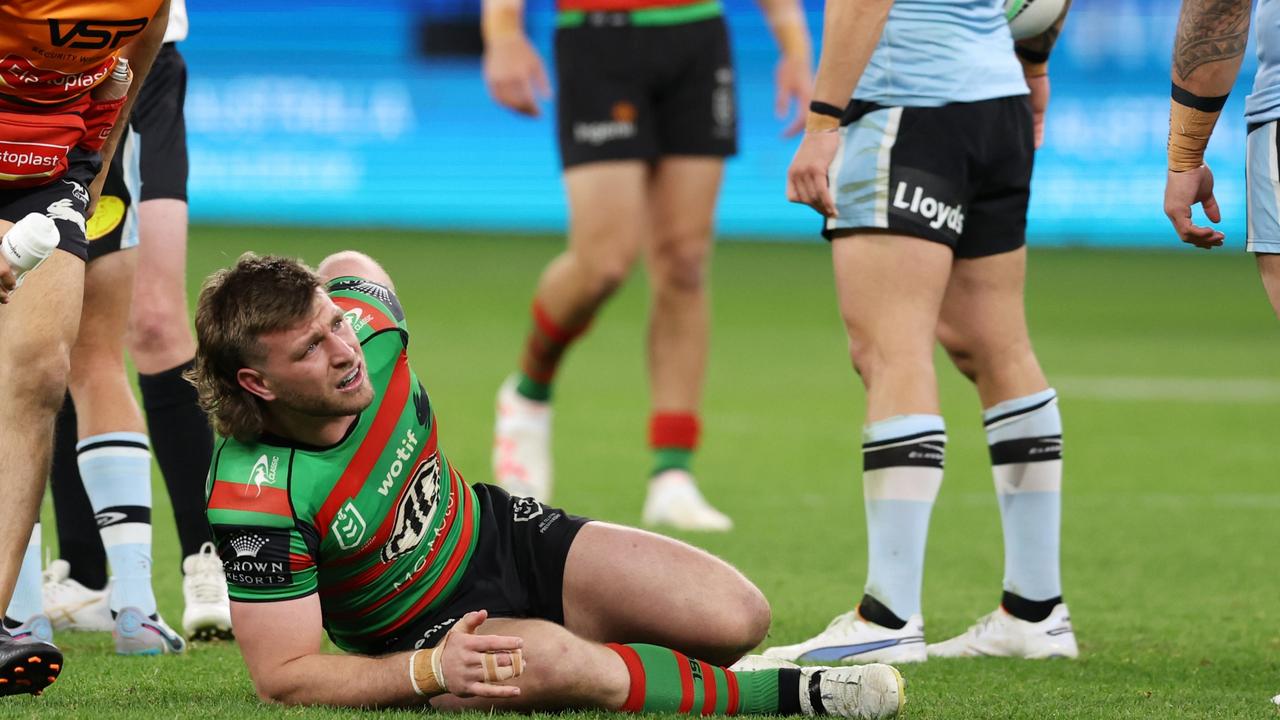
139, 360, 214, 562
857, 593, 908, 630
49, 396, 108, 591
1001, 591, 1062, 623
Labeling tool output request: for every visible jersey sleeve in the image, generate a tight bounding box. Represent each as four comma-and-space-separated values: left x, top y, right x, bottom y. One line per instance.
206, 450, 319, 603
325, 276, 408, 343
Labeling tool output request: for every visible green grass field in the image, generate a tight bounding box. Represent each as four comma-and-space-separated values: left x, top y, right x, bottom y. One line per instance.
8, 227, 1280, 719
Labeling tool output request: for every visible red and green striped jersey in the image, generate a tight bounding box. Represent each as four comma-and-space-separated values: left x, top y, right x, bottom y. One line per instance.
205, 277, 480, 654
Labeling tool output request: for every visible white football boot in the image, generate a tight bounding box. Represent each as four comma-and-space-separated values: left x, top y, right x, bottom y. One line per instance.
641, 469, 733, 532
182, 543, 234, 641
113, 607, 187, 655
927, 603, 1077, 659
41, 560, 112, 633
800, 665, 905, 719
492, 375, 553, 502
764, 609, 927, 665
730, 656, 904, 719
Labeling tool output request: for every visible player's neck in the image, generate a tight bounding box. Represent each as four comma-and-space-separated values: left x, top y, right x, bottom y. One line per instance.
262, 408, 357, 448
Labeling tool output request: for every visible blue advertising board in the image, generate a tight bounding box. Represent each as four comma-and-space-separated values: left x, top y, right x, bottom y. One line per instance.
180, 0, 1256, 246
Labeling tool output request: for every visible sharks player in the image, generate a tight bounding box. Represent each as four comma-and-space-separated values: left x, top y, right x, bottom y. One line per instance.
1163, 0, 1280, 318
768, 0, 1078, 663
192, 251, 904, 717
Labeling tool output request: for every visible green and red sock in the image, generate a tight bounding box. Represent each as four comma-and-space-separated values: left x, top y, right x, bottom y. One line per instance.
516, 299, 591, 402
607, 643, 802, 716
650, 412, 699, 477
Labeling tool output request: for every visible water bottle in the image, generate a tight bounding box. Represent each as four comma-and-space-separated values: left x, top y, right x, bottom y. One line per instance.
1, 213, 60, 286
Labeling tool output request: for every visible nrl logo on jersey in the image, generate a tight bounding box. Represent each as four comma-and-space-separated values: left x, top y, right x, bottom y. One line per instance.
381, 452, 443, 563
249, 454, 280, 496
331, 500, 368, 550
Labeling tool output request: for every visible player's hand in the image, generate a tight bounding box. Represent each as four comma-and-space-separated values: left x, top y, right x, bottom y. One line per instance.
1164, 164, 1225, 250
0, 256, 15, 304
1026, 73, 1049, 149
483, 34, 551, 118
787, 130, 840, 217
438, 610, 524, 699
775, 54, 814, 138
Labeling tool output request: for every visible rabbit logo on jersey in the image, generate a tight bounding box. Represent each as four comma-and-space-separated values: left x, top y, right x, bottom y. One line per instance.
380, 452, 442, 563
889, 169, 965, 237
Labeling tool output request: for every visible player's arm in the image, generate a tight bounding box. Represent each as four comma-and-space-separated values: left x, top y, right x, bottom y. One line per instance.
1013, 0, 1072, 149
87, 0, 171, 216
755, 0, 815, 136
786, 0, 895, 217
1164, 0, 1254, 249
482, 0, 551, 117
233, 597, 524, 707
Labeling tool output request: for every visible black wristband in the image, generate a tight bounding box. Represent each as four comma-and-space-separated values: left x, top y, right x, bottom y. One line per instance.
808, 100, 845, 119
1171, 83, 1229, 113
1014, 45, 1050, 65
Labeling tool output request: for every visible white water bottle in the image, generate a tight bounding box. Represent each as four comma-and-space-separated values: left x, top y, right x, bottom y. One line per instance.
1, 213, 60, 287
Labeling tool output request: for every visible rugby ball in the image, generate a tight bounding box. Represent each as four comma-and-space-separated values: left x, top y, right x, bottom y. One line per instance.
1004, 0, 1066, 41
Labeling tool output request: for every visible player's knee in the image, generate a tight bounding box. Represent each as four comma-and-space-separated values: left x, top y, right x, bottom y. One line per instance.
577, 253, 635, 302
650, 238, 710, 295
937, 327, 980, 383
128, 306, 187, 358
726, 585, 771, 653
13, 344, 72, 413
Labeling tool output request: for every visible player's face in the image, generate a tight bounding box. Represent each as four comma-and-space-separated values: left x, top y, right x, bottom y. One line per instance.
254, 290, 375, 419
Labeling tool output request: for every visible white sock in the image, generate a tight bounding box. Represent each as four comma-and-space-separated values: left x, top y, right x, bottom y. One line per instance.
861, 414, 945, 620
985, 389, 1063, 602
78, 432, 156, 616
4, 523, 42, 624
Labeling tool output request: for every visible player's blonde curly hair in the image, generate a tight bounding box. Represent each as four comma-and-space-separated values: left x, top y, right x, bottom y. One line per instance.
187, 253, 322, 441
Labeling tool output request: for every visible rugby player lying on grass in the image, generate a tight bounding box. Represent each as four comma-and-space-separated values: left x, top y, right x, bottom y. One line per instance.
190, 251, 904, 717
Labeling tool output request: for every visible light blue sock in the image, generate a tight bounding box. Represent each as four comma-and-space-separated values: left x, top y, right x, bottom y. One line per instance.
5, 523, 42, 624
78, 432, 156, 616
861, 414, 946, 620
985, 388, 1063, 601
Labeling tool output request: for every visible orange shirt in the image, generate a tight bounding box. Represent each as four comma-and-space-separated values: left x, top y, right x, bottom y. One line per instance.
0, 0, 162, 109
558, 0, 703, 11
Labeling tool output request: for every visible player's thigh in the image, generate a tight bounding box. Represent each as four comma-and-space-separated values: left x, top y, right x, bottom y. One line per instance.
647, 157, 723, 275
131, 200, 190, 316
430, 617, 627, 712
936, 246, 1032, 361
831, 232, 952, 358
563, 161, 650, 266
1257, 253, 1280, 318
0, 250, 84, 404
561, 521, 768, 665
76, 248, 137, 358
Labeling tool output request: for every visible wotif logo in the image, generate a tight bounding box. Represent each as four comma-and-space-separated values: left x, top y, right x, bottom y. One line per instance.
892, 182, 965, 233
249, 454, 279, 496
378, 428, 419, 496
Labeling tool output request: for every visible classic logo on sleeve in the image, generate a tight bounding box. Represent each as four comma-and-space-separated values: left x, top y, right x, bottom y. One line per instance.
249, 454, 279, 496
215, 526, 293, 587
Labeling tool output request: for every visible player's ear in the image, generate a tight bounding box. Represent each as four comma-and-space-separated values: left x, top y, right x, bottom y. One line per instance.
237, 368, 275, 402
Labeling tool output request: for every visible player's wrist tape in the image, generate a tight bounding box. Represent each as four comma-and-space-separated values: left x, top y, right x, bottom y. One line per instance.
805, 101, 843, 133
482, 4, 523, 41
1168, 83, 1229, 172
408, 631, 527, 697
409, 633, 451, 697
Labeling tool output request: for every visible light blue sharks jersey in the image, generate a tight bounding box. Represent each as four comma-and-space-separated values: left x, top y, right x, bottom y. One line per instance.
854, 0, 1028, 107
1247, 0, 1280, 124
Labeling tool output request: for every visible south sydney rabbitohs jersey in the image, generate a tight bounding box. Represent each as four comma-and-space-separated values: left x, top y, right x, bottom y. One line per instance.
205, 278, 480, 654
